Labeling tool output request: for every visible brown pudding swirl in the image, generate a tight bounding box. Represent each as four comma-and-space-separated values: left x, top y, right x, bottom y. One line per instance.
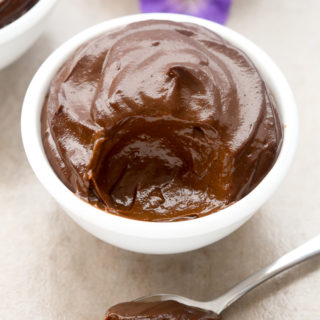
105, 300, 220, 320
0, 0, 38, 28
41, 20, 282, 221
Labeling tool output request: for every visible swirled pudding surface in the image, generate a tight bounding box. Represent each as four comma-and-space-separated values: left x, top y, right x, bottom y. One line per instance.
0, 0, 38, 28
41, 20, 282, 221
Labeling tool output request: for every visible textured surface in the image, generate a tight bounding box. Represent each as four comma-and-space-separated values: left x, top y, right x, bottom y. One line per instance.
0, 0, 320, 319
41, 19, 282, 221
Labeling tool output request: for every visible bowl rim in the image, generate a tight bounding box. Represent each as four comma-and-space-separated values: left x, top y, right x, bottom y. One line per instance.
21, 13, 299, 239
0, 0, 57, 43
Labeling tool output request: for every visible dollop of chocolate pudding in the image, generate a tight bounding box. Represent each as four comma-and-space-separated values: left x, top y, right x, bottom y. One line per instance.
41, 20, 282, 221
0, 0, 38, 28
105, 300, 220, 320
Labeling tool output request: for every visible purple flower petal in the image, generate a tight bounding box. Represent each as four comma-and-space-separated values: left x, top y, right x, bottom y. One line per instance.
139, 0, 232, 24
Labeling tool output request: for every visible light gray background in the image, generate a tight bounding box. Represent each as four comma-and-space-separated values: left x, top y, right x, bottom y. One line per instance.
0, 0, 319, 319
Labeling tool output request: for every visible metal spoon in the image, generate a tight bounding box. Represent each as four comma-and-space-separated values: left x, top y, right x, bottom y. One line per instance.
136, 234, 320, 315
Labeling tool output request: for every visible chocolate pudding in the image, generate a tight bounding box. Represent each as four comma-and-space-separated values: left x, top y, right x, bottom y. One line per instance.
41, 20, 283, 221
105, 300, 220, 320
0, 0, 38, 28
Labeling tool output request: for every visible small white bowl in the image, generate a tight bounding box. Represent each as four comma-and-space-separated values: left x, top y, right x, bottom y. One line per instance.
0, 0, 57, 69
21, 13, 298, 254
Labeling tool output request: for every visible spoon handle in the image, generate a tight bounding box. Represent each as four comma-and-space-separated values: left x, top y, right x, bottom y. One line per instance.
208, 234, 320, 314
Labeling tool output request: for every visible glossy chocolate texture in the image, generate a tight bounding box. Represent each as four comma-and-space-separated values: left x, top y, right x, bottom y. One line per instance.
0, 0, 38, 28
41, 20, 282, 221
105, 300, 221, 320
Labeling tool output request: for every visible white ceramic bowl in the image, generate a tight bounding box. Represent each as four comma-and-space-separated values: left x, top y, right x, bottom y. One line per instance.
0, 0, 57, 69
21, 13, 298, 254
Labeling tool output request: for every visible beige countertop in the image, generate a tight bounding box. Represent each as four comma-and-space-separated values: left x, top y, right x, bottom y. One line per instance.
1, 0, 320, 319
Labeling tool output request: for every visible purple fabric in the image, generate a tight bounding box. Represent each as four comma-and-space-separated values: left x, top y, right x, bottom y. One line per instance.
139, 0, 232, 24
